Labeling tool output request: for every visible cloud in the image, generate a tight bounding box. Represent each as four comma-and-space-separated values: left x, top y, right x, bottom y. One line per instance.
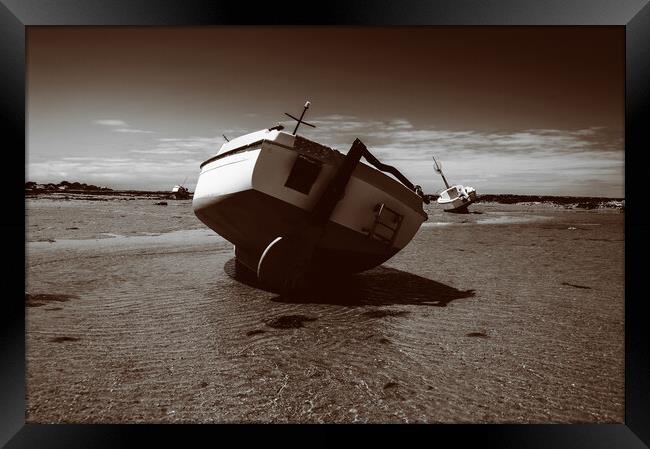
132, 148, 195, 155
93, 119, 154, 134
119, 135, 231, 163
32, 117, 623, 196
114, 128, 155, 134
129, 136, 226, 157
304, 116, 620, 159
156, 136, 224, 149
300, 116, 623, 196
61, 157, 133, 162
386, 119, 414, 131
93, 119, 127, 127
28, 155, 202, 190
308, 116, 384, 135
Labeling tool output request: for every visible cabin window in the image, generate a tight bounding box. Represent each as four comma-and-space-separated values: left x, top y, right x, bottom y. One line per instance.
285, 155, 322, 195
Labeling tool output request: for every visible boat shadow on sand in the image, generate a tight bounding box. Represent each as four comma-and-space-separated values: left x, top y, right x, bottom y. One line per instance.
224, 258, 475, 307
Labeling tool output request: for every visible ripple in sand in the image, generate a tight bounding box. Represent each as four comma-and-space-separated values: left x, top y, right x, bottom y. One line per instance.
476, 215, 551, 225
466, 332, 490, 338
26, 293, 76, 307
561, 282, 591, 290
265, 315, 317, 329
28, 228, 221, 250
362, 309, 410, 319
49, 336, 80, 343
421, 214, 550, 227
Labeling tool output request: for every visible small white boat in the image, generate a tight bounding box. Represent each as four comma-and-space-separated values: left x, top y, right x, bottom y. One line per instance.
193, 102, 429, 290
433, 156, 477, 213
171, 184, 190, 200
437, 185, 477, 211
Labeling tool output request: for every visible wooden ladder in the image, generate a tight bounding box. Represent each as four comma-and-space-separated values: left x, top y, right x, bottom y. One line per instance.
367, 203, 404, 247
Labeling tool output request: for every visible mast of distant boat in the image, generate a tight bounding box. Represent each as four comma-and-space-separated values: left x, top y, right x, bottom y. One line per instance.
432, 156, 451, 189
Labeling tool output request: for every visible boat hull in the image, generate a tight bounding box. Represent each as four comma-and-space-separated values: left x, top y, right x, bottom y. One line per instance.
438, 196, 475, 211
437, 186, 477, 211
195, 188, 401, 274
193, 139, 427, 275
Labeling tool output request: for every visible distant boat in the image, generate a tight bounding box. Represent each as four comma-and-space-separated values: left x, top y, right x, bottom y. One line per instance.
193, 101, 429, 290
171, 183, 191, 199
432, 156, 477, 213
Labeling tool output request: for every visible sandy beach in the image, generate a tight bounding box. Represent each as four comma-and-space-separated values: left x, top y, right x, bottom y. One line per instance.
25, 196, 624, 423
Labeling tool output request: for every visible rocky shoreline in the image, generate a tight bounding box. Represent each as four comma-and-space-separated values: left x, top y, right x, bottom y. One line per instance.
25, 181, 186, 200
475, 194, 624, 210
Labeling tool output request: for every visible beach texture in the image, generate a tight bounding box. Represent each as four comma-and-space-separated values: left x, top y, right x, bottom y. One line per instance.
26, 196, 624, 423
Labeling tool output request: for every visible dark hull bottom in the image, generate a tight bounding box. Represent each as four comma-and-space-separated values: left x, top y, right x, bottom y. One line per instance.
194, 189, 399, 275
443, 204, 471, 214
441, 198, 476, 213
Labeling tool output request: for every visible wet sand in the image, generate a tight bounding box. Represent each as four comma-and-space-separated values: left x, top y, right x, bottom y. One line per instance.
26, 197, 624, 423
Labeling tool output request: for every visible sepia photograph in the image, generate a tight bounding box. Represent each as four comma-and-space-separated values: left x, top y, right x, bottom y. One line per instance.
25, 26, 625, 424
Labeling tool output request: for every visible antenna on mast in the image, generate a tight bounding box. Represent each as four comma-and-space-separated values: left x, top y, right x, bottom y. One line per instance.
222, 134, 230, 142
433, 155, 451, 189
284, 101, 316, 135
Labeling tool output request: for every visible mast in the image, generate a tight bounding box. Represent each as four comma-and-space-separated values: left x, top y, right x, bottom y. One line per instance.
432, 156, 451, 189
284, 101, 316, 135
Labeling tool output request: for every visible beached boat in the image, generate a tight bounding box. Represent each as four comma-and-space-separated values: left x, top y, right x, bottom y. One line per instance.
193, 102, 429, 290
171, 184, 190, 200
437, 185, 477, 211
432, 156, 477, 213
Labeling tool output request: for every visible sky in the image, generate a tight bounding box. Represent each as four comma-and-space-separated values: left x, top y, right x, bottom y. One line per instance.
27, 27, 624, 196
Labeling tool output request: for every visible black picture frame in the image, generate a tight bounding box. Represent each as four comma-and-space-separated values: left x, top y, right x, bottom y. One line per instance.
2, 1, 649, 447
